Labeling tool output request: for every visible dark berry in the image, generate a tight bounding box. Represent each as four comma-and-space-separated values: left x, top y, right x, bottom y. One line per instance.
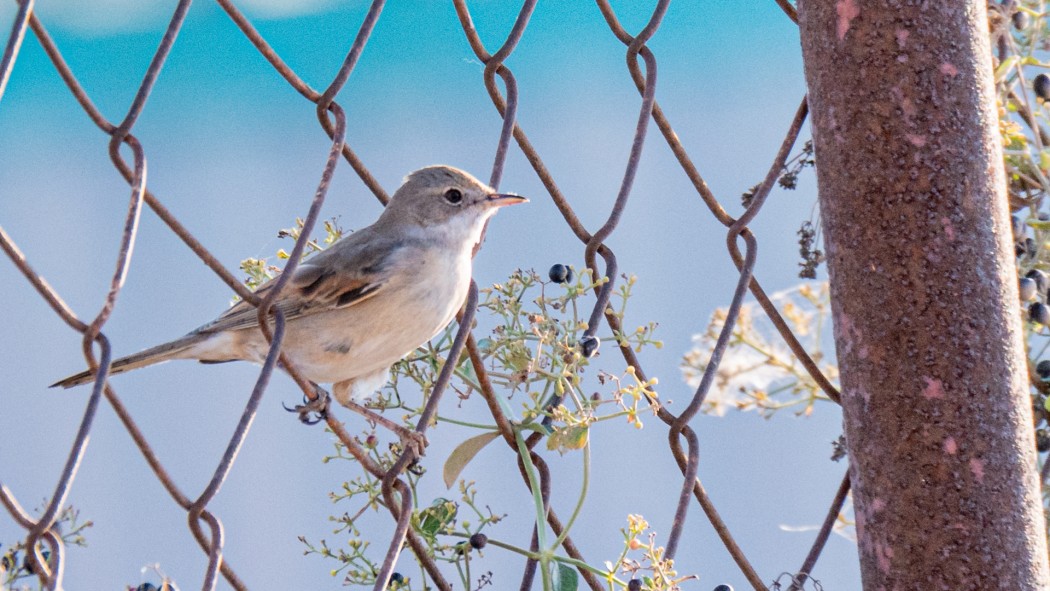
713, 586, 734, 591
469, 533, 488, 549
1037, 429, 1050, 452
1013, 10, 1029, 30
627, 580, 643, 591
549, 264, 573, 284
1041, 212, 1050, 222
1031, 302, 1050, 325
1021, 277, 1038, 301
389, 572, 405, 586
1035, 74, 1050, 102
1038, 360, 1050, 379
136, 584, 158, 591
1013, 214, 1025, 237
1026, 269, 1049, 293
579, 335, 600, 358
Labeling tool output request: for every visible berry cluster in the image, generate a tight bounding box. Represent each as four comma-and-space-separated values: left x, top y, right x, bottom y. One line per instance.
1016, 213, 1050, 453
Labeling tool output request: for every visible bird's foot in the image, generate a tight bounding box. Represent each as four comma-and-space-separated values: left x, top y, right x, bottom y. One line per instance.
395, 427, 429, 460
283, 385, 331, 425
341, 399, 429, 458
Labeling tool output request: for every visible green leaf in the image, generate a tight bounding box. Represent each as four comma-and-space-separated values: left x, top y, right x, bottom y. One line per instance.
546, 426, 589, 454
553, 563, 579, 591
443, 431, 502, 488
415, 499, 457, 543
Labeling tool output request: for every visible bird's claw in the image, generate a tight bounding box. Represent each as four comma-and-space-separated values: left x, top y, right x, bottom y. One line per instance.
396, 428, 429, 459
284, 387, 330, 425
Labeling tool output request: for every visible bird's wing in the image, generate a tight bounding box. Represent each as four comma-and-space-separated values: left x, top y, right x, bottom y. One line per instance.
194, 227, 407, 335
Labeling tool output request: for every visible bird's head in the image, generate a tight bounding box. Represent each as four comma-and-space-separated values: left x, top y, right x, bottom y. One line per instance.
383, 166, 527, 243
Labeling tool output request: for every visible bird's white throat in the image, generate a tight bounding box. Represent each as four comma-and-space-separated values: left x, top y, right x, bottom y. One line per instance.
436, 207, 497, 250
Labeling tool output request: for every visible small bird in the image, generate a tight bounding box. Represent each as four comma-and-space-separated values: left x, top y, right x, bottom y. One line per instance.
52, 166, 526, 412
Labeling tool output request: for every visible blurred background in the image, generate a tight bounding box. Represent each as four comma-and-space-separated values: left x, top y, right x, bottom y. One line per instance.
0, 1, 853, 588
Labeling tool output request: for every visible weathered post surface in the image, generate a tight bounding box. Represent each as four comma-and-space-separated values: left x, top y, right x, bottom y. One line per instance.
798, 0, 1050, 588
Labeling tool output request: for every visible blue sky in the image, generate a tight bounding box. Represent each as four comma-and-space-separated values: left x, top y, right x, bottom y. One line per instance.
0, 2, 855, 589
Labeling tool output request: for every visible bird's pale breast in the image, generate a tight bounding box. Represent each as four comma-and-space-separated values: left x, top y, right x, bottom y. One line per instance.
235, 243, 471, 385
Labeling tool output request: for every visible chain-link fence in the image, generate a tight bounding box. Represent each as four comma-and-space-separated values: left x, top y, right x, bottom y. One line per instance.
0, 1, 848, 589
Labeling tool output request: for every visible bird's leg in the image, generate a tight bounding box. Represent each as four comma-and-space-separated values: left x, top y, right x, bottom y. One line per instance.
284, 383, 331, 425
333, 381, 428, 457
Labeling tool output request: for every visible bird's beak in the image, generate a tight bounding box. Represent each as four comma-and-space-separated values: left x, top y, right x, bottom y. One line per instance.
486, 192, 528, 207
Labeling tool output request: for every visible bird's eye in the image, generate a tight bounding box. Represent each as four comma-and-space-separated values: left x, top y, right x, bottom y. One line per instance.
443, 188, 463, 205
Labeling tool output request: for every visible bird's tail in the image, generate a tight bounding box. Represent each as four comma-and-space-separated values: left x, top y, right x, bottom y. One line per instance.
50, 333, 206, 389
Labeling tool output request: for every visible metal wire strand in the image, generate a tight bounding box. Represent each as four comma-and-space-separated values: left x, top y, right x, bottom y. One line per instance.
0, 0, 32, 102
788, 471, 851, 591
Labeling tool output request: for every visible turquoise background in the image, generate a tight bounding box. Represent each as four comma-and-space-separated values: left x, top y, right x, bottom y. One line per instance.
0, 1, 856, 589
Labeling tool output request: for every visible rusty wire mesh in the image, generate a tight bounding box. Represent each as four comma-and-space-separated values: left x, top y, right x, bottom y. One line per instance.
0, 1, 847, 589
